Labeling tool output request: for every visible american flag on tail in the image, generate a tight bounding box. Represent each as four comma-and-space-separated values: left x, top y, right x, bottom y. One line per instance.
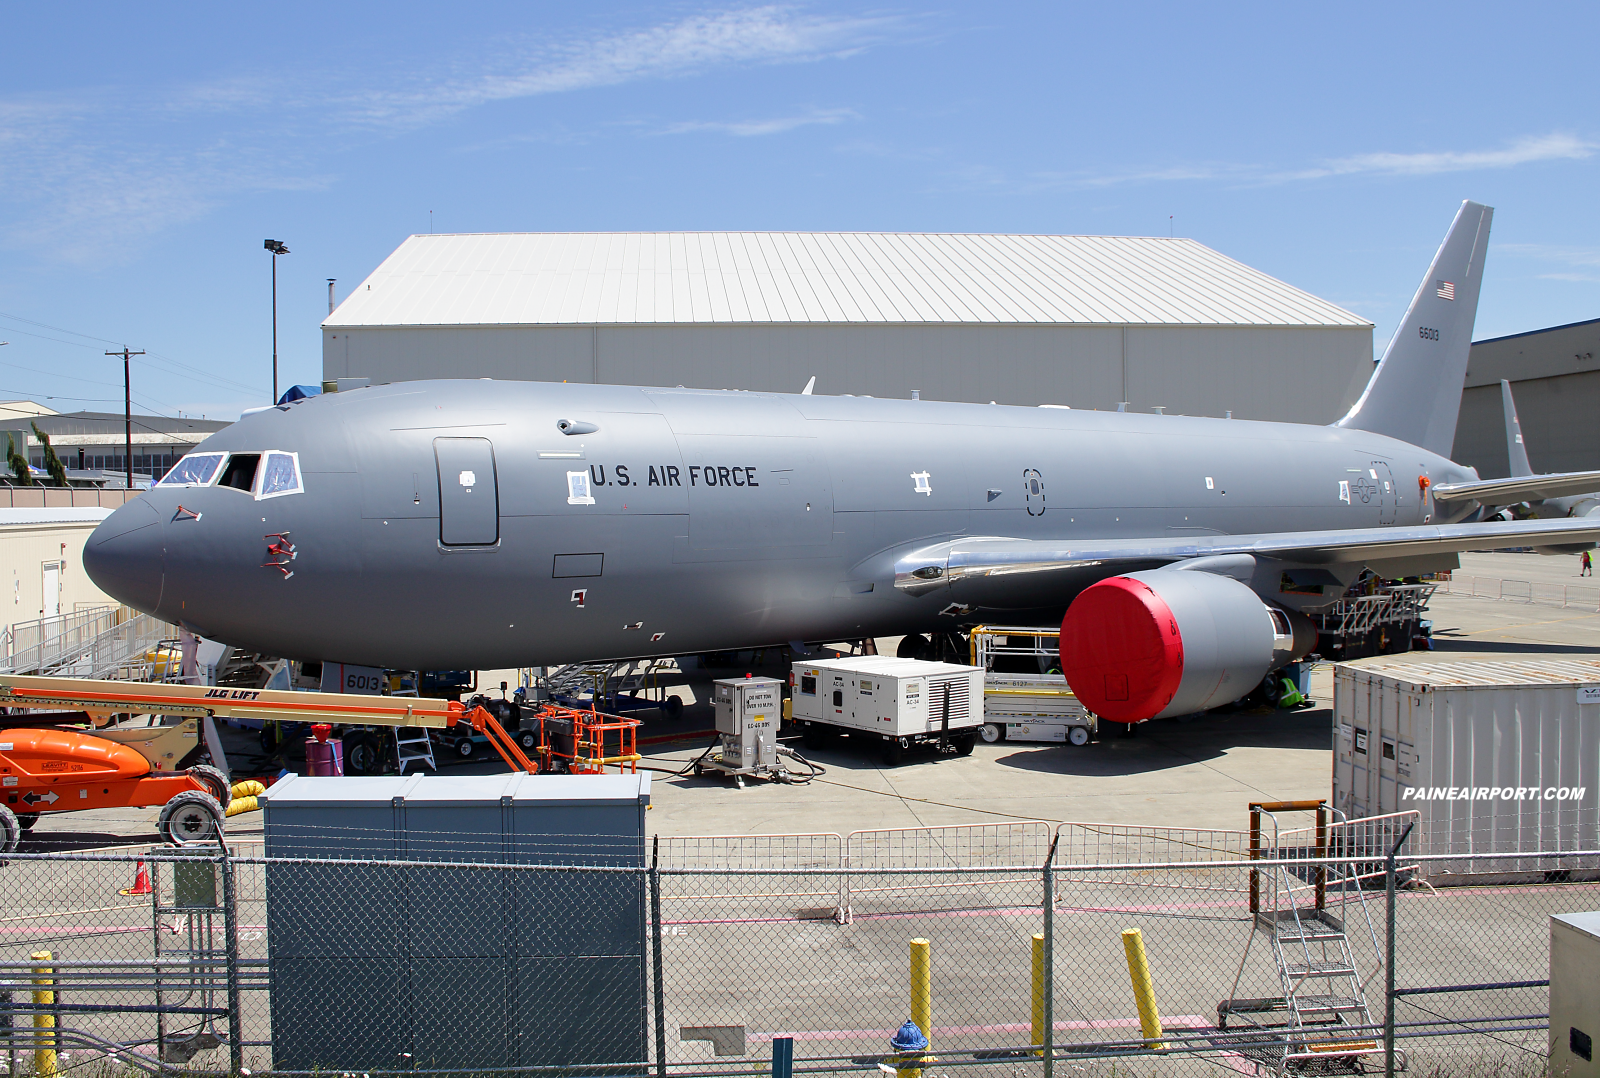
1436, 280, 1455, 300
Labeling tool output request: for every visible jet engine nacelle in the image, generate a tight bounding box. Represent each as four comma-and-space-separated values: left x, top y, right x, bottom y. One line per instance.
1059, 569, 1299, 723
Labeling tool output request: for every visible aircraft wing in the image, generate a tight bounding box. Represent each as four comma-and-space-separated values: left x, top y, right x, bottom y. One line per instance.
1431, 470, 1600, 505
894, 515, 1600, 594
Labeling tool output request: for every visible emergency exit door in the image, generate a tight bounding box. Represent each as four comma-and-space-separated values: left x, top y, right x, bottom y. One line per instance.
42, 562, 61, 620
435, 438, 499, 546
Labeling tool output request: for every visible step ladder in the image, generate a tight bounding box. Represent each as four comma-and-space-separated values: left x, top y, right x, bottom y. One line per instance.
393, 726, 437, 774
1217, 803, 1398, 1076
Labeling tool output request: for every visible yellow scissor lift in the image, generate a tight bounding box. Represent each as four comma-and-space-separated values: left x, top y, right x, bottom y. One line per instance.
967, 625, 1097, 746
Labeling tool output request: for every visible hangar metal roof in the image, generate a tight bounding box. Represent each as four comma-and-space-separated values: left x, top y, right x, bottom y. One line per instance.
324, 232, 1370, 329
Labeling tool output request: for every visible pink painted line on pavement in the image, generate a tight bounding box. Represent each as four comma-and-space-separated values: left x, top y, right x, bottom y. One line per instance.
747, 1016, 1208, 1043
663, 898, 1245, 927
0, 925, 267, 935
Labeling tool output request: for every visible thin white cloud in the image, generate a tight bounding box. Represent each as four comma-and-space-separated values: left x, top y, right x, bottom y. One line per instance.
1272, 133, 1596, 182
344, 8, 897, 129
0, 6, 902, 261
1005, 134, 1596, 194
660, 107, 859, 137
1497, 242, 1600, 283
1498, 242, 1600, 267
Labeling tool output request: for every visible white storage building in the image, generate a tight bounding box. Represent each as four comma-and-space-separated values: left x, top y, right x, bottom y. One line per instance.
322, 232, 1374, 423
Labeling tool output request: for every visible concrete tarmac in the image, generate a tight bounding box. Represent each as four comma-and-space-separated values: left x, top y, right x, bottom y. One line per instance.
16, 552, 1600, 849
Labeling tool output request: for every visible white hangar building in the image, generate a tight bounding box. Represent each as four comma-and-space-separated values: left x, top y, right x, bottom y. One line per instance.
322, 231, 1374, 423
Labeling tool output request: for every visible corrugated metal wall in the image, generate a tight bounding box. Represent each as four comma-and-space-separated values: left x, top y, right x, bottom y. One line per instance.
324, 323, 1372, 424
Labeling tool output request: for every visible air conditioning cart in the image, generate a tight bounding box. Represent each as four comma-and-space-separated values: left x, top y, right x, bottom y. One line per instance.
789, 656, 984, 766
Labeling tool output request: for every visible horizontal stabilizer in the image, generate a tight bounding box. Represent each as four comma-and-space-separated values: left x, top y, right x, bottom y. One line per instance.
1432, 471, 1600, 506
895, 516, 1600, 594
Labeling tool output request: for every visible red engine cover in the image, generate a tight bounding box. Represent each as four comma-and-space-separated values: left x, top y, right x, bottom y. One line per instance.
1058, 576, 1184, 722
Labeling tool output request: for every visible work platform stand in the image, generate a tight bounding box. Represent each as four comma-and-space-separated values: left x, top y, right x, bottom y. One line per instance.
1218, 801, 1391, 1076
149, 848, 243, 1072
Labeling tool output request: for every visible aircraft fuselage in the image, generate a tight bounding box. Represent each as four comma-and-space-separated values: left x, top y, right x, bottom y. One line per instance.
85, 380, 1475, 669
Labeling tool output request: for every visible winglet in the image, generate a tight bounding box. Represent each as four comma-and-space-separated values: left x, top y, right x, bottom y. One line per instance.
801, 376, 816, 395
1336, 200, 1493, 456
1501, 379, 1533, 477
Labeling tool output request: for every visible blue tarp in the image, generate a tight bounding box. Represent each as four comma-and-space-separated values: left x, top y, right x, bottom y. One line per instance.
276, 384, 323, 405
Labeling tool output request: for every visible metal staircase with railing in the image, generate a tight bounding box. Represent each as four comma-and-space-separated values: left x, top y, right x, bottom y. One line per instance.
545, 657, 679, 712
1218, 802, 1407, 1074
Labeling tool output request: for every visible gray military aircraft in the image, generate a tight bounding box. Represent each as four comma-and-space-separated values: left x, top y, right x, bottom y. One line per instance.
83, 201, 1600, 724
1458, 379, 1600, 520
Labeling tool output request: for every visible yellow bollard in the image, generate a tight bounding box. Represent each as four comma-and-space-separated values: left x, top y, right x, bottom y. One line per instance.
897, 938, 932, 1078
32, 949, 56, 1078
1121, 928, 1166, 1050
1030, 933, 1046, 1055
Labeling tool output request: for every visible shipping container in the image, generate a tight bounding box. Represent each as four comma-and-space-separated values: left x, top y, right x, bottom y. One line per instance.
1333, 660, 1600, 878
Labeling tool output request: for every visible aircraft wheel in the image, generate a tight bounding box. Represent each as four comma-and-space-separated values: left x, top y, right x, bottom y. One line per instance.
979, 723, 1004, 743
16, 812, 39, 832
952, 733, 976, 756
186, 765, 232, 812
344, 731, 385, 776
1068, 726, 1091, 747
0, 804, 19, 855
158, 791, 223, 846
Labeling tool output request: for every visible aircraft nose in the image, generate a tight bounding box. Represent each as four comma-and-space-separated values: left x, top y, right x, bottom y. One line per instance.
83, 499, 165, 614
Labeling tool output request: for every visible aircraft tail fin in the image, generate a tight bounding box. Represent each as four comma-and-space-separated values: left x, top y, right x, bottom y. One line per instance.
1336, 200, 1493, 456
1500, 379, 1533, 476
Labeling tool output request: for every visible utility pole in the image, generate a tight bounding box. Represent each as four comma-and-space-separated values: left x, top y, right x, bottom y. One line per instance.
106, 347, 145, 489
264, 240, 290, 404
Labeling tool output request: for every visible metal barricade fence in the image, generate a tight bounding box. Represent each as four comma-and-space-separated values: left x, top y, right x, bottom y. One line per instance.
841, 822, 1054, 922
655, 833, 844, 920
0, 842, 1590, 1077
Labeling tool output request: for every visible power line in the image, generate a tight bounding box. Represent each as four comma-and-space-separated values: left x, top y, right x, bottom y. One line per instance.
0, 311, 266, 397
0, 310, 124, 346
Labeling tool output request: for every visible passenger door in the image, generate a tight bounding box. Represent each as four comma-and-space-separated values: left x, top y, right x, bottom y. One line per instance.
435, 438, 499, 546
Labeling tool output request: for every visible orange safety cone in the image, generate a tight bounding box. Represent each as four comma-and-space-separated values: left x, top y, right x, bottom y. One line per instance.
119, 860, 152, 897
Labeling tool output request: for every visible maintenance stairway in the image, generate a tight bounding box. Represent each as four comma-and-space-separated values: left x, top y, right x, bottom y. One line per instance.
1217, 802, 1409, 1075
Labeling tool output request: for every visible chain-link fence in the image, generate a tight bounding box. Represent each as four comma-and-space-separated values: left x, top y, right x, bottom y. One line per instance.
0, 829, 1586, 1078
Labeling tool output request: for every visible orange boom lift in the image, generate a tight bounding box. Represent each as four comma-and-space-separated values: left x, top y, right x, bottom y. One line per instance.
0, 674, 544, 851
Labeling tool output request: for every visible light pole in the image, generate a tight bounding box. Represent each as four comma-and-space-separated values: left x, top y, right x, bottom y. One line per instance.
264, 239, 290, 404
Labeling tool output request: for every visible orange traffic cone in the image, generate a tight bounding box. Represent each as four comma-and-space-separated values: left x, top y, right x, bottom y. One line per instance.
119, 860, 152, 896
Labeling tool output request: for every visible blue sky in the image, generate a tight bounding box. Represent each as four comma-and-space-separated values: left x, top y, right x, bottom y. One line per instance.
2, 2, 1596, 420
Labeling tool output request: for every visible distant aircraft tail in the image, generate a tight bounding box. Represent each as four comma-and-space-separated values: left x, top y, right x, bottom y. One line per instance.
1500, 379, 1533, 476
1336, 200, 1493, 456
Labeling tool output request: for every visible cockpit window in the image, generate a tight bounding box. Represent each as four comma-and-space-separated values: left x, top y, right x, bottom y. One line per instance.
158, 452, 225, 487
257, 451, 303, 499
218, 454, 260, 493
